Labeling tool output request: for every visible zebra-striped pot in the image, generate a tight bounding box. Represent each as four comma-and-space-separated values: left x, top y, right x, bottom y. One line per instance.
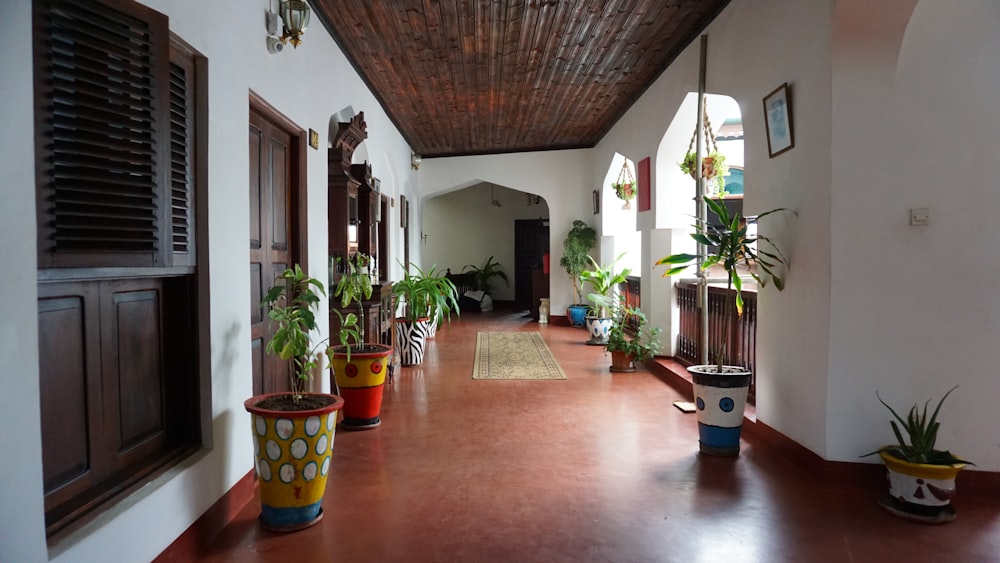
395, 318, 430, 366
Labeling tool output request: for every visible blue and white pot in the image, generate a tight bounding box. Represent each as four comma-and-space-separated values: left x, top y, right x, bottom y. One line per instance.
689, 365, 751, 456
585, 316, 613, 345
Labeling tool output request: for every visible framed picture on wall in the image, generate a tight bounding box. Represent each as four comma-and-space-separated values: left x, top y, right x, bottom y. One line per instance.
373, 178, 382, 222
400, 195, 407, 228
763, 83, 794, 157
592, 190, 600, 214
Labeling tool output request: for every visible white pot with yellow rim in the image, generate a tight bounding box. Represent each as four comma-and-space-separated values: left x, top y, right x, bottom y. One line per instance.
877, 451, 968, 523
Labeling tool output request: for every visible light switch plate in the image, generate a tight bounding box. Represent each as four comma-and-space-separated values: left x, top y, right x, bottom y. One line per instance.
910, 207, 930, 226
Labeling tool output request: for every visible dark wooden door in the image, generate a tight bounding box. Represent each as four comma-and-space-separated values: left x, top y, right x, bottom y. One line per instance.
514, 219, 549, 309
250, 108, 293, 396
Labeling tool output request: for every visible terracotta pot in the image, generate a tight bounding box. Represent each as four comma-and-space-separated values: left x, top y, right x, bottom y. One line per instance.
688, 365, 751, 456
609, 350, 636, 372
330, 344, 393, 430
244, 392, 345, 532
877, 451, 968, 523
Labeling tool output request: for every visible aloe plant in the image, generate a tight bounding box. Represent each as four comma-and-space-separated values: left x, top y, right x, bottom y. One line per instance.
862, 386, 973, 466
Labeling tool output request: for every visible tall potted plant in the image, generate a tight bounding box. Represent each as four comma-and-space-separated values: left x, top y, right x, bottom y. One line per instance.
579, 253, 631, 345
605, 300, 662, 372
329, 253, 393, 430
656, 196, 792, 456
559, 220, 597, 327
392, 264, 460, 365
245, 264, 345, 531
861, 387, 973, 523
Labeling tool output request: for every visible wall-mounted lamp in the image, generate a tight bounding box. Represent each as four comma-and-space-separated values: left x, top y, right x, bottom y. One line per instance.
411, 152, 422, 170
420, 231, 429, 244
279, 0, 311, 48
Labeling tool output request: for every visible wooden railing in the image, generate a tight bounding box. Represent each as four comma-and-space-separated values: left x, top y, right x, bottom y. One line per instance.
675, 281, 758, 397
618, 276, 641, 333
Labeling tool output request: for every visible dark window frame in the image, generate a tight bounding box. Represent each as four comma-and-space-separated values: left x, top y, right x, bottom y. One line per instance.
33, 0, 210, 539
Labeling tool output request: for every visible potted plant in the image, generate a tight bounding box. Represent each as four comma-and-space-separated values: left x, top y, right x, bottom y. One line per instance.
579, 253, 631, 345
245, 264, 345, 531
679, 151, 728, 195
861, 386, 973, 523
559, 220, 597, 327
656, 196, 792, 456
611, 181, 635, 206
329, 253, 394, 430
605, 301, 662, 372
462, 255, 509, 296
392, 264, 460, 365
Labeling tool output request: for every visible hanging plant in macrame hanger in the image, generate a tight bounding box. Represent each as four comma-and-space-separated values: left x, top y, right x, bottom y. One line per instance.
611, 161, 636, 210
678, 100, 728, 195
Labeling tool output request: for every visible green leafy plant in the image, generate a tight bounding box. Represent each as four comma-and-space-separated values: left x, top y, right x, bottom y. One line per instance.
579, 253, 632, 318
261, 264, 331, 402
605, 300, 662, 361
679, 151, 728, 194
462, 255, 509, 295
611, 182, 635, 202
559, 220, 598, 305
862, 386, 973, 466
331, 253, 372, 360
656, 196, 792, 372
392, 263, 461, 324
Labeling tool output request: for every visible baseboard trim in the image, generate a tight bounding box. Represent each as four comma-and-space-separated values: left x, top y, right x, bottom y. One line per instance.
649, 356, 999, 496
153, 470, 256, 562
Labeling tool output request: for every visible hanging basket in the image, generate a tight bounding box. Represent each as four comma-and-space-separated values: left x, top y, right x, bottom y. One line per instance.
679, 99, 728, 193
611, 161, 636, 210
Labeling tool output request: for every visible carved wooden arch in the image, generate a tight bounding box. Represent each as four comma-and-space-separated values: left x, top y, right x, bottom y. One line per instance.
331, 111, 367, 172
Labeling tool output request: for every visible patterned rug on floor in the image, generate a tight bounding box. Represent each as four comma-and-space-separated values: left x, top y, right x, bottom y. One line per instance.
472, 332, 567, 380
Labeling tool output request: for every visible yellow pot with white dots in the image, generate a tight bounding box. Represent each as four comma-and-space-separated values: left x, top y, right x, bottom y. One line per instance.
244, 393, 344, 532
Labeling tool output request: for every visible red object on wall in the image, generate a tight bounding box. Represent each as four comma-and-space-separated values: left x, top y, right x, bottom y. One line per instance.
542, 253, 550, 274
638, 157, 651, 212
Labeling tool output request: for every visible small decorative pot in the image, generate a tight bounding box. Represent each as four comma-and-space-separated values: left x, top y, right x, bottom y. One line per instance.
244, 393, 344, 532
688, 365, 751, 456
538, 298, 550, 324
877, 451, 967, 523
395, 318, 430, 366
609, 350, 636, 372
330, 344, 393, 430
585, 316, 613, 345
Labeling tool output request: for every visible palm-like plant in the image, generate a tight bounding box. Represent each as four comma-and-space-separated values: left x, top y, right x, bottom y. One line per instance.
656, 196, 792, 371
580, 253, 632, 318
862, 386, 973, 466
462, 255, 509, 295
392, 263, 461, 324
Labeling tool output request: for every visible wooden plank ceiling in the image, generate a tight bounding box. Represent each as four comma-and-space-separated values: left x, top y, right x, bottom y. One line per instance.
312, 0, 730, 158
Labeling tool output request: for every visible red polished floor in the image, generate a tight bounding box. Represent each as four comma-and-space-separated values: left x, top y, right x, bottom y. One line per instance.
193, 308, 1000, 562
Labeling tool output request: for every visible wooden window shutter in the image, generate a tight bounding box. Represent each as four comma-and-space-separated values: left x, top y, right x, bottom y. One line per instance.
34, 0, 171, 268
168, 36, 198, 267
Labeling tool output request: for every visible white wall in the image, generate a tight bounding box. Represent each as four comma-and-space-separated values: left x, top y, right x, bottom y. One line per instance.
1, 0, 416, 561
595, 0, 834, 456
828, 0, 1000, 467
418, 150, 594, 313
422, 183, 549, 302
0, 2, 48, 562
